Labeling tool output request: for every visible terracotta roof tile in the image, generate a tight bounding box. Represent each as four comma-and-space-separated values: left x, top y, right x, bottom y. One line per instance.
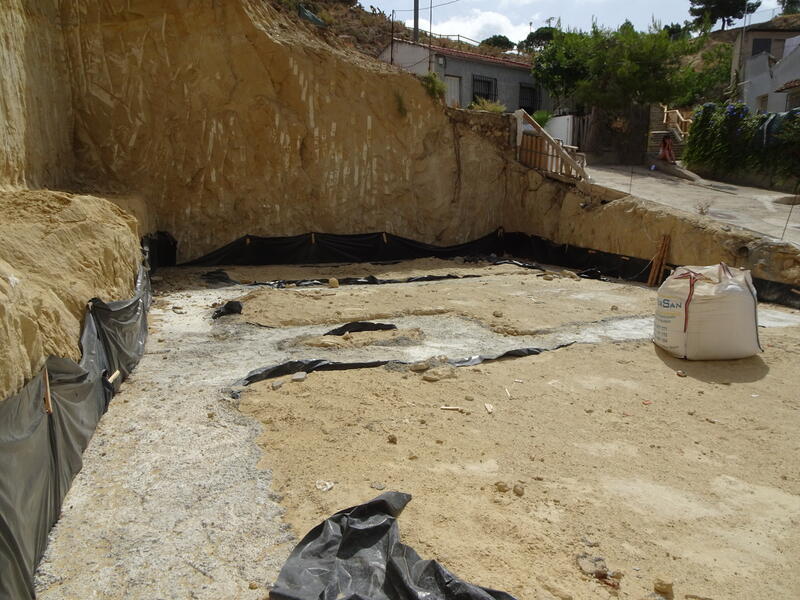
776, 79, 800, 92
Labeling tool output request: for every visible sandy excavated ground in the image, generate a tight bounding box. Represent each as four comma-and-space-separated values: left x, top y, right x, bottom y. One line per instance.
232, 260, 800, 600
234, 263, 655, 336
36, 259, 800, 600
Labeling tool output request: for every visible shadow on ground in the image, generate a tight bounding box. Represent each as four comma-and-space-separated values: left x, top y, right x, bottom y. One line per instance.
654, 345, 769, 383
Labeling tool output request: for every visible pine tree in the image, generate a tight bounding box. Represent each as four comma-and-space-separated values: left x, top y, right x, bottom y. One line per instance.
689, 0, 762, 30
780, 0, 800, 15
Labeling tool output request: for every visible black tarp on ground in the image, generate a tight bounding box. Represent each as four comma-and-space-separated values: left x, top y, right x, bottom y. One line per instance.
270, 492, 516, 600
187, 230, 800, 309
240, 345, 566, 387
0, 266, 150, 599
324, 322, 398, 336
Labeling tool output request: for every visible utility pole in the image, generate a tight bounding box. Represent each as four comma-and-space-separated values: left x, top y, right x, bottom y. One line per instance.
390, 10, 395, 64
413, 0, 419, 41
428, 0, 433, 73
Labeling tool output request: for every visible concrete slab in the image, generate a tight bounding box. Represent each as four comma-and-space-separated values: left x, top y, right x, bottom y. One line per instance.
589, 165, 800, 246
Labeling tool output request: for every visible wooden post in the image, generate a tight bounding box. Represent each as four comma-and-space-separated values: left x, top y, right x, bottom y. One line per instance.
43, 367, 52, 415
647, 235, 671, 287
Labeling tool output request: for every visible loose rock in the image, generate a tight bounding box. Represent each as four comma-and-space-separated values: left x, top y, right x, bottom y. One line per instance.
328, 277, 339, 288
271, 380, 284, 391
370, 482, 386, 490
495, 481, 510, 493
291, 372, 307, 382
387, 434, 398, 444
409, 361, 430, 372
653, 578, 674, 599
513, 484, 525, 497
314, 480, 334, 492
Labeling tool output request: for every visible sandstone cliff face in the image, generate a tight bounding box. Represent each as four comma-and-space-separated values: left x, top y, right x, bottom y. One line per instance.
0, 0, 73, 189
63, 0, 514, 260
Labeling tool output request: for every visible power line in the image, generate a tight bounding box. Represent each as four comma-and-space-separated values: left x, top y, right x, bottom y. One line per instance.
390, 0, 461, 13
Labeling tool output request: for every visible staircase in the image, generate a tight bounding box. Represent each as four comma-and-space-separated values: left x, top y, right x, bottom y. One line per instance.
647, 104, 692, 160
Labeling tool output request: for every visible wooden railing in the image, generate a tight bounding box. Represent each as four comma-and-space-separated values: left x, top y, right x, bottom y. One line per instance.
514, 110, 590, 183
662, 105, 693, 139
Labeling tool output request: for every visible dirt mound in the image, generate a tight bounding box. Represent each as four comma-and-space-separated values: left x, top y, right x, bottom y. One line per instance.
0, 190, 141, 401
298, 328, 423, 349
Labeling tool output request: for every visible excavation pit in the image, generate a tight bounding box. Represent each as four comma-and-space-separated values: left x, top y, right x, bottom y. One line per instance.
34, 258, 800, 600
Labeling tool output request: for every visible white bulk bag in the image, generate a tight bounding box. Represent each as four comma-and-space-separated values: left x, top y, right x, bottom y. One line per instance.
653, 263, 761, 360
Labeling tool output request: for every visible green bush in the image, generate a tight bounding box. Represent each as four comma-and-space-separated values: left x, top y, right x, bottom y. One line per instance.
420, 72, 446, 101
684, 103, 800, 183
532, 110, 553, 126
468, 97, 507, 113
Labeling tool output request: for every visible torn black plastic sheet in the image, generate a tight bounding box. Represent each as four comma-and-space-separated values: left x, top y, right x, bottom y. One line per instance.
0, 266, 150, 599
240, 344, 570, 386
270, 491, 516, 600
324, 322, 398, 336
201, 271, 488, 289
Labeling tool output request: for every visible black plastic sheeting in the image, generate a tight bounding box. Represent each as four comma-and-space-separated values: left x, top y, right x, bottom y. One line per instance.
240, 345, 569, 387
324, 322, 398, 336
270, 491, 516, 600
0, 266, 150, 599
212, 300, 243, 320
186, 230, 800, 309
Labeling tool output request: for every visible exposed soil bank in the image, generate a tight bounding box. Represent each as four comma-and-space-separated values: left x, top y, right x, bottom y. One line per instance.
0, 190, 140, 401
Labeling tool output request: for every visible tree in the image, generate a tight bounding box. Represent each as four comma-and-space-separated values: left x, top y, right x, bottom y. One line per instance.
663, 22, 692, 40
480, 34, 515, 50
780, 0, 800, 14
517, 27, 556, 52
532, 24, 696, 110
672, 43, 734, 106
532, 24, 702, 161
688, 0, 762, 30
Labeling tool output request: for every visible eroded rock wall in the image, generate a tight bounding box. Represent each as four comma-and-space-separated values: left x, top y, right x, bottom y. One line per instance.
63, 0, 515, 261
0, 0, 73, 188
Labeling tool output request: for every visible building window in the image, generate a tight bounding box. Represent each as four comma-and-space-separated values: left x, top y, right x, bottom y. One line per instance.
472, 75, 498, 103
519, 84, 540, 113
757, 94, 769, 113
788, 91, 800, 110
752, 38, 772, 56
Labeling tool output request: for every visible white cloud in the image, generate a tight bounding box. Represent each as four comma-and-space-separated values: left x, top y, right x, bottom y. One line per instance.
408, 9, 537, 44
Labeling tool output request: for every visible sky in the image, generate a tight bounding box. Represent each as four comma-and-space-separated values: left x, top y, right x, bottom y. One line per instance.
365, 0, 785, 44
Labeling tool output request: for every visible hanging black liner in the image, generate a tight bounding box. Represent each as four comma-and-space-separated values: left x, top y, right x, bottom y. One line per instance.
0, 266, 151, 599
184, 230, 800, 309
271, 491, 516, 600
